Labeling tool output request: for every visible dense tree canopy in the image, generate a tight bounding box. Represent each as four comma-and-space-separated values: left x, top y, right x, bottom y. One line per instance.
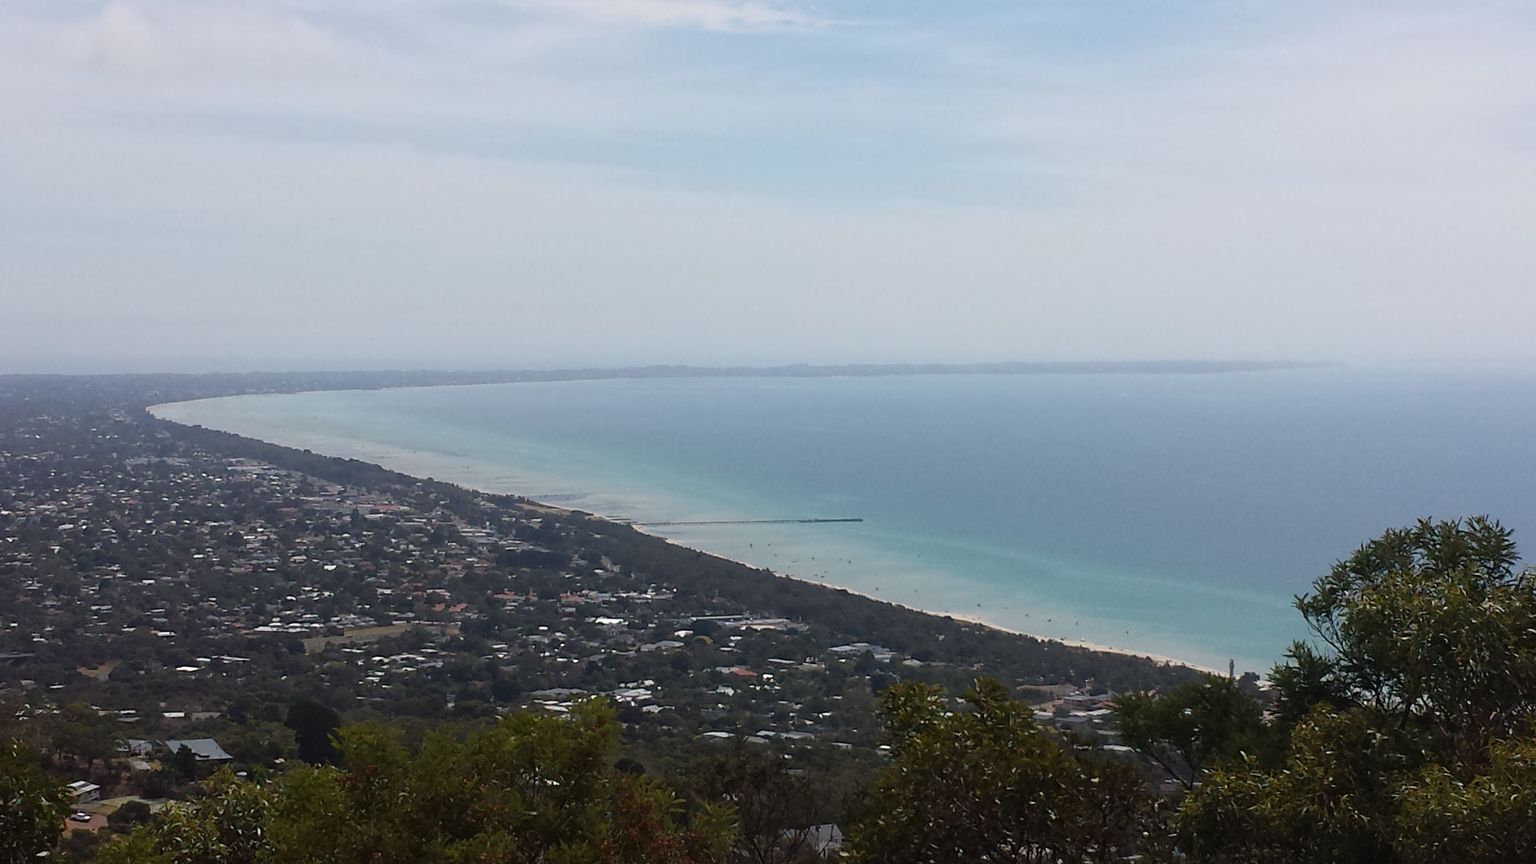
284, 700, 341, 766
1171, 517, 1536, 863
0, 737, 69, 864
848, 678, 1148, 864
1116, 676, 1274, 790
99, 701, 733, 864
684, 748, 831, 864
1292, 516, 1536, 759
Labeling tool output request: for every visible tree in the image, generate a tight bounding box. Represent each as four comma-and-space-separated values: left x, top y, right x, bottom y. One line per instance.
107, 701, 734, 864
1287, 516, 1536, 763
0, 737, 69, 864
1265, 641, 1348, 731
1174, 708, 1407, 863
848, 678, 1149, 864
284, 700, 341, 765
1394, 735, 1536, 863
170, 742, 200, 779
687, 746, 825, 864
97, 771, 274, 864
1116, 675, 1272, 789
107, 799, 154, 832
220, 722, 296, 767
1176, 517, 1536, 863
45, 702, 117, 770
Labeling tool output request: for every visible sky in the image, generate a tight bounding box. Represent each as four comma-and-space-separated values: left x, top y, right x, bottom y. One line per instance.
3, 0, 1536, 373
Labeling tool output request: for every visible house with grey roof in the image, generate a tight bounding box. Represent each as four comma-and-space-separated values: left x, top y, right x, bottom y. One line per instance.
123, 737, 233, 762
163, 738, 233, 761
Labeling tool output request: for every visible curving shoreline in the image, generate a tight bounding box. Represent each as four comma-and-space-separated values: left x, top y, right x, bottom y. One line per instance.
149, 394, 1217, 675
622, 528, 1220, 674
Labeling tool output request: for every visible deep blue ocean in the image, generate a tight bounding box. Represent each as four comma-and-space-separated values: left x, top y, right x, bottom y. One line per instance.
153, 366, 1536, 672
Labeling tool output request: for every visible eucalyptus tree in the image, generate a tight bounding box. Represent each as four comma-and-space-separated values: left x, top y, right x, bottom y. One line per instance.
1116, 676, 1272, 790
0, 738, 68, 864
849, 678, 1149, 864
1176, 517, 1536, 864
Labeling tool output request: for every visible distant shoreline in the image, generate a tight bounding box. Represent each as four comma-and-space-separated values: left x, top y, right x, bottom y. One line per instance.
51, 358, 1329, 399
149, 381, 1222, 676
635, 530, 1222, 675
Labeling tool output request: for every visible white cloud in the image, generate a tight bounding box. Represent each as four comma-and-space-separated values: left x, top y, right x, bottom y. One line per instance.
62, 1, 336, 75
518, 0, 828, 31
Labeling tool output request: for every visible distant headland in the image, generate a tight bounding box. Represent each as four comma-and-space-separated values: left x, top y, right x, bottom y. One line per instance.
14, 359, 1325, 405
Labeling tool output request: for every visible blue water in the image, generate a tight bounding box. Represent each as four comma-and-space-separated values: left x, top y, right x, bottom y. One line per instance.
153, 367, 1536, 672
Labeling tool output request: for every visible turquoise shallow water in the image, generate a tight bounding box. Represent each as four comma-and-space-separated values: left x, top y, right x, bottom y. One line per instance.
153, 367, 1536, 672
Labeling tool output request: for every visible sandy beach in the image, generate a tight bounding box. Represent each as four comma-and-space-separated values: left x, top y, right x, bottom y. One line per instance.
611, 511, 1230, 674
149, 392, 1255, 675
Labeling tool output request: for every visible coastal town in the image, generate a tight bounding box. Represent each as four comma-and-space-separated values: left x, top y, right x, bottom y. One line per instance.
8, 0, 1535, 854
0, 374, 1196, 857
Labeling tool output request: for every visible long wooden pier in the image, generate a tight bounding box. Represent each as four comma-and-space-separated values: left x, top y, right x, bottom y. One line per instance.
627, 517, 863, 527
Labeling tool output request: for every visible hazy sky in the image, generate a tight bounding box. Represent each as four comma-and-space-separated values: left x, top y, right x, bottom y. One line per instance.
4, 1, 1536, 372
